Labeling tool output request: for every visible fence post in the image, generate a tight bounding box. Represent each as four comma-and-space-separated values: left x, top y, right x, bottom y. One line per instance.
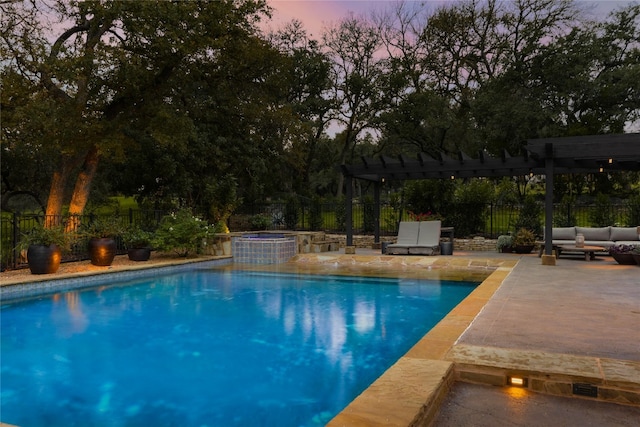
129, 208, 133, 225
12, 212, 19, 269
490, 202, 494, 238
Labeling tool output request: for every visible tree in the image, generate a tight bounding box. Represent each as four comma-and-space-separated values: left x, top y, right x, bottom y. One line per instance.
322, 15, 388, 196
268, 21, 335, 196
1, 0, 270, 225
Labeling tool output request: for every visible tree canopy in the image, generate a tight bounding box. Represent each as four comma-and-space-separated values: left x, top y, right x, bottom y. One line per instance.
2, 0, 638, 219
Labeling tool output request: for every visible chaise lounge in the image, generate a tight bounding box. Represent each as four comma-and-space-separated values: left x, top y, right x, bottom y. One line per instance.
387, 221, 442, 255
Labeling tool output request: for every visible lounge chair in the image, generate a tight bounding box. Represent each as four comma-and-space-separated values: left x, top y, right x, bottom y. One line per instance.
386, 221, 420, 255
409, 221, 442, 255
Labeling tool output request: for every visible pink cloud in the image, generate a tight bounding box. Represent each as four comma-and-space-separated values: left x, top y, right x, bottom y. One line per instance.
263, 1, 634, 40
264, 1, 393, 38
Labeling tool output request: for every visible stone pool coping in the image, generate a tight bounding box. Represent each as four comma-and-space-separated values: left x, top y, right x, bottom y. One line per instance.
0, 255, 232, 301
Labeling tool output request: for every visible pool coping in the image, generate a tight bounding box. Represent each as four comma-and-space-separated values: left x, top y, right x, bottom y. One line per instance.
0, 256, 233, 301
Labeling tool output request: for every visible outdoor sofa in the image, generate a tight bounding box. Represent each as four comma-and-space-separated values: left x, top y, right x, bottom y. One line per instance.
540, 226, 640, 255
386, 221, 441, 255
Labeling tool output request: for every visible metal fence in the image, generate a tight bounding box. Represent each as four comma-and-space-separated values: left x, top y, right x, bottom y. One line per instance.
1, 203, 634, 270
238, 201, 634, 237
1, 209, 164, 271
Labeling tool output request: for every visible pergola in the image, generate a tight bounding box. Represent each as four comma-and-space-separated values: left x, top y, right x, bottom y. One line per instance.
340, 133, 640, 259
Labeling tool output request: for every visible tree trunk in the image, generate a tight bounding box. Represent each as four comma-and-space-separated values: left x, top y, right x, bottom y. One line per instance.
335, 127, 354, 198
66, 145, 100, 231
45, 169, 68, 221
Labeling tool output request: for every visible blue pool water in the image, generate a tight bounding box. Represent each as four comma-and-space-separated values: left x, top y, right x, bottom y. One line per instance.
1, 269, 477, 426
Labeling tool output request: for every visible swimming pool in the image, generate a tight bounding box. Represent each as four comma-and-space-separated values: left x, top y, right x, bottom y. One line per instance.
1, 269, 477, 426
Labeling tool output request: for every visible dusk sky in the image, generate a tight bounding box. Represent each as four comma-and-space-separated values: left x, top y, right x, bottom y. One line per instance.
265, 0, 636, 38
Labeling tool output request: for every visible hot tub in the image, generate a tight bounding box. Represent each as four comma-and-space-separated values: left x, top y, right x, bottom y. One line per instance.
232, 233, 297, 264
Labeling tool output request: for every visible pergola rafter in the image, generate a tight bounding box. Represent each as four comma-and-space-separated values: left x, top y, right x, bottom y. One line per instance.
340, 133, 640, 260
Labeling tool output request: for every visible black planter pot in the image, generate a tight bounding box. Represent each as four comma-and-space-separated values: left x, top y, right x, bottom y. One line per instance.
27, 244, 61, 274
611, 252, 636, 265
88, 237, 117, 266
127, 247, 151, 262
514, 244, 534, 254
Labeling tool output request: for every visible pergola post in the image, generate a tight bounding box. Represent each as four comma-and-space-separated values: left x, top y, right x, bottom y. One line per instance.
543, 142, 556, 265
373, 181, 380, 245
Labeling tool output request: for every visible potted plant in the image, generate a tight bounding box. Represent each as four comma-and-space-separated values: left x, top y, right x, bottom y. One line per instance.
496, 235, 513, 253
512, 228, 536, 254
609, 244, 637, 265
18, 222, 69, 274
122, 225, 153, 261
82, 216, 123, 266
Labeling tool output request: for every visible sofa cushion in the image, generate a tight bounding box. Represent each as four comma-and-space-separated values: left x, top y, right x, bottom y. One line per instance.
584, 240, 615, 248
552, 227, 576, 240
610, 227, 640, 241
576, 226, 610, 241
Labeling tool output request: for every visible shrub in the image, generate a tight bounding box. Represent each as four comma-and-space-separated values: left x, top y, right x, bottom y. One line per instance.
446, 179, 494, 236
249, 214, 270, 231
404, 180, 455, 217
121, 225, 153, 249
553, 195, 577, 227
383, 192, 402, 232
589, 193, 615, 226
626, 195, 640, 226
284, 196, 300, 230
152, 209, 214, 257
362, 195, 376, 233
334, 196, 346, 231
309, 196, 323, 231
514, 195, 542, 236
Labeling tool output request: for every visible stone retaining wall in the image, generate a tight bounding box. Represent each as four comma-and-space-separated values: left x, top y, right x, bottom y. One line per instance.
324, 234, 498, 252
207, 232, 500, 257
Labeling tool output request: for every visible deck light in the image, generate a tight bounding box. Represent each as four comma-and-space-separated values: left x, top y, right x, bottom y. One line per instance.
450, 175, 455, 180
508, 376, 527, 387
599, 165, 604, 173
608, 158, 613, 164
